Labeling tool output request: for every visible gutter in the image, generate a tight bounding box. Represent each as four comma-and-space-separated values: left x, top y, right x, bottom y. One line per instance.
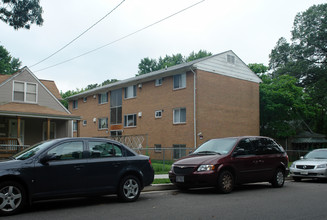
189, 67, 197, 149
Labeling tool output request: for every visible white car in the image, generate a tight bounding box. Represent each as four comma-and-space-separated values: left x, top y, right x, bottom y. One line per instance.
290, 149, 327, 181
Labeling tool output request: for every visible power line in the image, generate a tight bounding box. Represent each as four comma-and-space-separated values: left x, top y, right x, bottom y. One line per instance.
33, 0, 205, 73
29, 0, 126, 68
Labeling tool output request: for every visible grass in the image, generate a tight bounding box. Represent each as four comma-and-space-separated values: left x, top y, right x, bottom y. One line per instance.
151, 160, 173, 174
152, 178, 171, 184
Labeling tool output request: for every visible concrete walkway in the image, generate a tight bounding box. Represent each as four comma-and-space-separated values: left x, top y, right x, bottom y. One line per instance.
154, 174, 169, 179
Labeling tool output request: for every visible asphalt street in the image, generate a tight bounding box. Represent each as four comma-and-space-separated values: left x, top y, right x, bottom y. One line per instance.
5, 180, 327, 220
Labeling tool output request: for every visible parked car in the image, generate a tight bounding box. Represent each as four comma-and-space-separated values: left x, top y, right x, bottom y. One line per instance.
169, 136, 289, 193
290, 148, 327, 181
0, 137, 154, 216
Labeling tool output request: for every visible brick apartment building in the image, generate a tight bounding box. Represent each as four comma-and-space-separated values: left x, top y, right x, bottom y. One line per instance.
67, 50, 262, 159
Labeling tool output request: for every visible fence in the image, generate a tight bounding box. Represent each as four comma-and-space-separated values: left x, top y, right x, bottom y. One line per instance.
0, 145, 30, 158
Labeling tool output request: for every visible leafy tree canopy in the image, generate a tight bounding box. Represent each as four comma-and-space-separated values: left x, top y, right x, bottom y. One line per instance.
0, 45, 22, 74
248, 63, 268, 75
259, 74, 313, 138
0, 0, 43, 29
137, 50, 212, 76
268, 3, 327, 135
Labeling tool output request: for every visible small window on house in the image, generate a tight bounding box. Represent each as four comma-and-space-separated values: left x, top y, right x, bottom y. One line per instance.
155, 78, 162, 86
98, 92, 108, 104
83, 120, 87, 126
124, 85, 136, 99
173, 108, 186, 124
73, 121, 78, 132
173, 144, 186, 159
13, 81, 37, 103
73, 100, 78, 109
98, 118, 108, 129
83, 97, 87, 102
124, 114, 137, 127
155, 144, 162, 152
227, 54, 235, 64
155, 110, 162, 118
173, 73, 186, 89
110, 130, 122, 137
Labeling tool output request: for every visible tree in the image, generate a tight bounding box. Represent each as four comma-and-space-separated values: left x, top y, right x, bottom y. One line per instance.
137, 50, 212, 75
259, 74, 312, 138
0, 0, 43, 30
268, 3, 327, 135
248, 63, 268, 75
0, 45, 22, 74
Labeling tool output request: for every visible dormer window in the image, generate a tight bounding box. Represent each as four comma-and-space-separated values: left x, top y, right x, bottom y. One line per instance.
13, 81, 37, 103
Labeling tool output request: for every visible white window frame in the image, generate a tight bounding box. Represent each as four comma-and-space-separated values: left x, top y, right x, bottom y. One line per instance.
83, 120, 87, 126
124, 114, 137, 127
173, 73, 186, 90
73, 121, 78, 132
98, 92, 108, 104
173, 108, 186, 124
124, 85, 136, 99
13, 81, 38, 103
155, 110, 162, 118
72, 100, 78, 109
155, 78, 163, 86
98, 118, 108, 130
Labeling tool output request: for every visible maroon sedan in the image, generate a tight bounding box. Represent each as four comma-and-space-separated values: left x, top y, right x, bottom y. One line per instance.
169, 136, 289, 193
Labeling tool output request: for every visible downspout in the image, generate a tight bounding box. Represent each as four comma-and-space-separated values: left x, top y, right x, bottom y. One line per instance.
190, 67, 197, 149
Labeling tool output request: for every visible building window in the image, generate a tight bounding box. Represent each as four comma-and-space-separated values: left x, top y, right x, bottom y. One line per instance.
173, 73, 186, 89
173, 144, 186, 159
155, 110, 162, 118
227, 54, 235, 64
155, 78, 162, 86
110, 130, 122, 137
110, 89, 122, 125
124, 85, 136, 99
42, 122, 56, 140
72, 100, 78, 109
173, 108, 186, 124
13, 81, 37, 103
73, 121, 78, 132
155, 144, 162, 152
83, 120, 87, 126
98, 118, 108, 129
124, 114, 137, 127
98, 92, 108, 104
83, 97, 87, 102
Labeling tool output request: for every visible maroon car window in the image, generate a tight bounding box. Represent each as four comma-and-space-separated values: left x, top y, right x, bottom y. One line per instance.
236, 138, 255, 155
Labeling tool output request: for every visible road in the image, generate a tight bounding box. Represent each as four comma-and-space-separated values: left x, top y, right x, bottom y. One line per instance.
6, 180, 327, 220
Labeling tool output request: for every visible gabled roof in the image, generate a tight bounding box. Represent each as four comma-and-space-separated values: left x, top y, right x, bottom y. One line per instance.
67, 50, 262, 100
0, 67, 75, 118
0, 70, 62, 100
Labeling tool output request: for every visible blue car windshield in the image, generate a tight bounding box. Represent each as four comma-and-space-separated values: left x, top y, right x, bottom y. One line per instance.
193, 138, 238, 155
305, 150, 327, 159
14, 140, 56, 160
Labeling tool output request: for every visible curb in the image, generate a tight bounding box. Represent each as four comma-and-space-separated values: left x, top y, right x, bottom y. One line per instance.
143, 183, 176, 192
143, 176, 293, 192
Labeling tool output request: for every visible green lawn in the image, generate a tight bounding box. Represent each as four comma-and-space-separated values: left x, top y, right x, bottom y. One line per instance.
152, 160, 173, 174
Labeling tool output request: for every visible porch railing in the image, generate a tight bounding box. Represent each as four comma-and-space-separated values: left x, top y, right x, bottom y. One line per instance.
0, 138, 29, 158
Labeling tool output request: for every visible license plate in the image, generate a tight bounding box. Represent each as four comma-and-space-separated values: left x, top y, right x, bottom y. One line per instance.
176, 176, 184, 183
300, 171, 308, 175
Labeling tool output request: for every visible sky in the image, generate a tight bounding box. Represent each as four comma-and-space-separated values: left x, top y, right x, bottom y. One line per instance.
1, 0, 326, 92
